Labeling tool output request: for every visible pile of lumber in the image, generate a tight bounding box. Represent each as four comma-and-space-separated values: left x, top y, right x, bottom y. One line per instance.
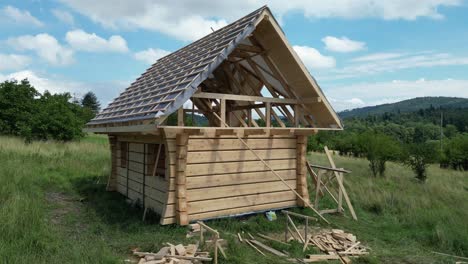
307, 229, 368, 259
133, 243, 212, 264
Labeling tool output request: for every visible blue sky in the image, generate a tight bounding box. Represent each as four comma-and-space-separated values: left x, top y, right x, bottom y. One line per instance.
1, 0, 468, 111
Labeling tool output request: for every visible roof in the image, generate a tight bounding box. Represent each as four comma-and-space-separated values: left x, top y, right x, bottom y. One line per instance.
88, 6, 342, 129
89, 6, 267, 125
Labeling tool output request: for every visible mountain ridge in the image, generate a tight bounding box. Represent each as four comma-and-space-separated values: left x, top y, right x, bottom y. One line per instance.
339, 96, 468, 119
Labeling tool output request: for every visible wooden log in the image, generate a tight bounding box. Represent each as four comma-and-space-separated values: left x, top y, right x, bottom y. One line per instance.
257, 233, 290, 246
245, 239, 266, 256
250, 240, 287, 257
287, 215, 305, 243
175, 134, 189, 225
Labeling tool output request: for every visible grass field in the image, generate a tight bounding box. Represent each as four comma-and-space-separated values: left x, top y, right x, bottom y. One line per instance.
0, 134, 466, 263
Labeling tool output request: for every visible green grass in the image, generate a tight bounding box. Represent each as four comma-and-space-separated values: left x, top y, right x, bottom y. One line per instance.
0, 135, 466, 263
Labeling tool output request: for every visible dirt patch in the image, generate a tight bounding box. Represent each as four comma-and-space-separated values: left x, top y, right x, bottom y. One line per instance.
45, 191, 86, 231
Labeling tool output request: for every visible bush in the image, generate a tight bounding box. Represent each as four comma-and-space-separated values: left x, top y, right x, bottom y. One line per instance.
441, 134, 468, 170
402, 142, 440, 182
358, 131, 401, 177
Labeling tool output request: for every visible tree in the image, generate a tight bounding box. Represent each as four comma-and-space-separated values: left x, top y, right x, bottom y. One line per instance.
81, 92, 100, 114
0, 80, 38, 137
402, 142, 439, 182
0, 79, 91, 142
358, 131, 401, 177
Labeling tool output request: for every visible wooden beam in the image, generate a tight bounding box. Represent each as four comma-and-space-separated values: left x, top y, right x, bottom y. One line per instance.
175, 134, 189, 225
177, 107, 184, 126
231, 103, 265, 111
220, 99, 226, 127
324, 146, 357, 220
191, 92, 319, 104
236, 44, 263, 53
294, 104, 301, 127
265, 102, 271, 127
296, 135, 309, 207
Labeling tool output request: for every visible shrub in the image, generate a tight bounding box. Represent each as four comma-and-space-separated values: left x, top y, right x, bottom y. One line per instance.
358, 131, 401, 177
402, 142, 439, 182
440, 134, 468, 170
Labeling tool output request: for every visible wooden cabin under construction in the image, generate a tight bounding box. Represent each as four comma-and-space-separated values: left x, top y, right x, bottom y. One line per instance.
85, 6, 342, 225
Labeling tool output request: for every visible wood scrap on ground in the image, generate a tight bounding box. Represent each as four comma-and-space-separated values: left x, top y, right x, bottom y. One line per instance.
305, 229, 369, 262
133, 243, 212, 264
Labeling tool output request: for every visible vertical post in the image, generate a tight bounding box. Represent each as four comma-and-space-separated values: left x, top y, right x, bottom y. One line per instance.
200, 225, 204, 244
178, 107, 184, 126
175, 133, 189, 225
191, 100, 195, 126
266, 102, 271, 127
337, 171, 343, 213
294, 104, 301, 127
214, 236, 219, 264
247, 109, 252, 127
284, 211, 289, 242
314, 170, 322, 209
296, 135, 309, 206
106, 136, 118, 191
220, 99, 226, 127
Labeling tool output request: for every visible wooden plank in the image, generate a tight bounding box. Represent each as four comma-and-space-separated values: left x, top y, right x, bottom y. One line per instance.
128, 142, 145, 152
324, 146, 357, 220
250, 240, 287, 257
189, 200, 296, 221
191, 92, 320, 104
185, 138, 297, 151
187, 170, 296, 189
186, 159, 296, 176
187, 149, 296, 164
187, 180, 297, 201
188, 191, 296, 213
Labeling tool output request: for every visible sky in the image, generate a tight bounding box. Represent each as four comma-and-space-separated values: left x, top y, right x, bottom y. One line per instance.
1, 0, 468, 112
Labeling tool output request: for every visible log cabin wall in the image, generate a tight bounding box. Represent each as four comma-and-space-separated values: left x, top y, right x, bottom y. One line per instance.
109, 130, 309, 225
112, 135, 174, 222
162, 128, 302, 225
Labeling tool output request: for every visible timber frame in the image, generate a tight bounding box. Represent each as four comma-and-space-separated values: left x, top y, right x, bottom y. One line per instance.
85, 6, 343, 225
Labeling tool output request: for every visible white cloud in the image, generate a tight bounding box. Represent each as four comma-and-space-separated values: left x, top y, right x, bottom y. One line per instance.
51, 9, 75, 25
322, 36, 366, 53
134, 48, 171, 64
324, 78, 468, 111
0, 54, 31, 71
321, 51, 468, 80
1, 5, 44, 27
0, 70, 129, 105
352, 52, 405, 62
58, 1, 461, 42
7, 34, 74, 66
65, 29, 128, 53
293, 45, 336, 69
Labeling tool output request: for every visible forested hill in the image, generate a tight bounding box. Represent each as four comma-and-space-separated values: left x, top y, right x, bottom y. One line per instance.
339, 97, 468, 119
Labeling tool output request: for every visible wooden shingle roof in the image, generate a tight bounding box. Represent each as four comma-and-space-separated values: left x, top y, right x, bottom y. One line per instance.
89, 6, 268, 125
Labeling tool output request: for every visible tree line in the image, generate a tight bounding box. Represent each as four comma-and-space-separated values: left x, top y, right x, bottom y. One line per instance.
308, 109, 468, 181
0, 79, 100, 142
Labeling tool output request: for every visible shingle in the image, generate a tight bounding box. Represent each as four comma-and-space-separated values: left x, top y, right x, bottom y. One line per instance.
88, 6, 267, 125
